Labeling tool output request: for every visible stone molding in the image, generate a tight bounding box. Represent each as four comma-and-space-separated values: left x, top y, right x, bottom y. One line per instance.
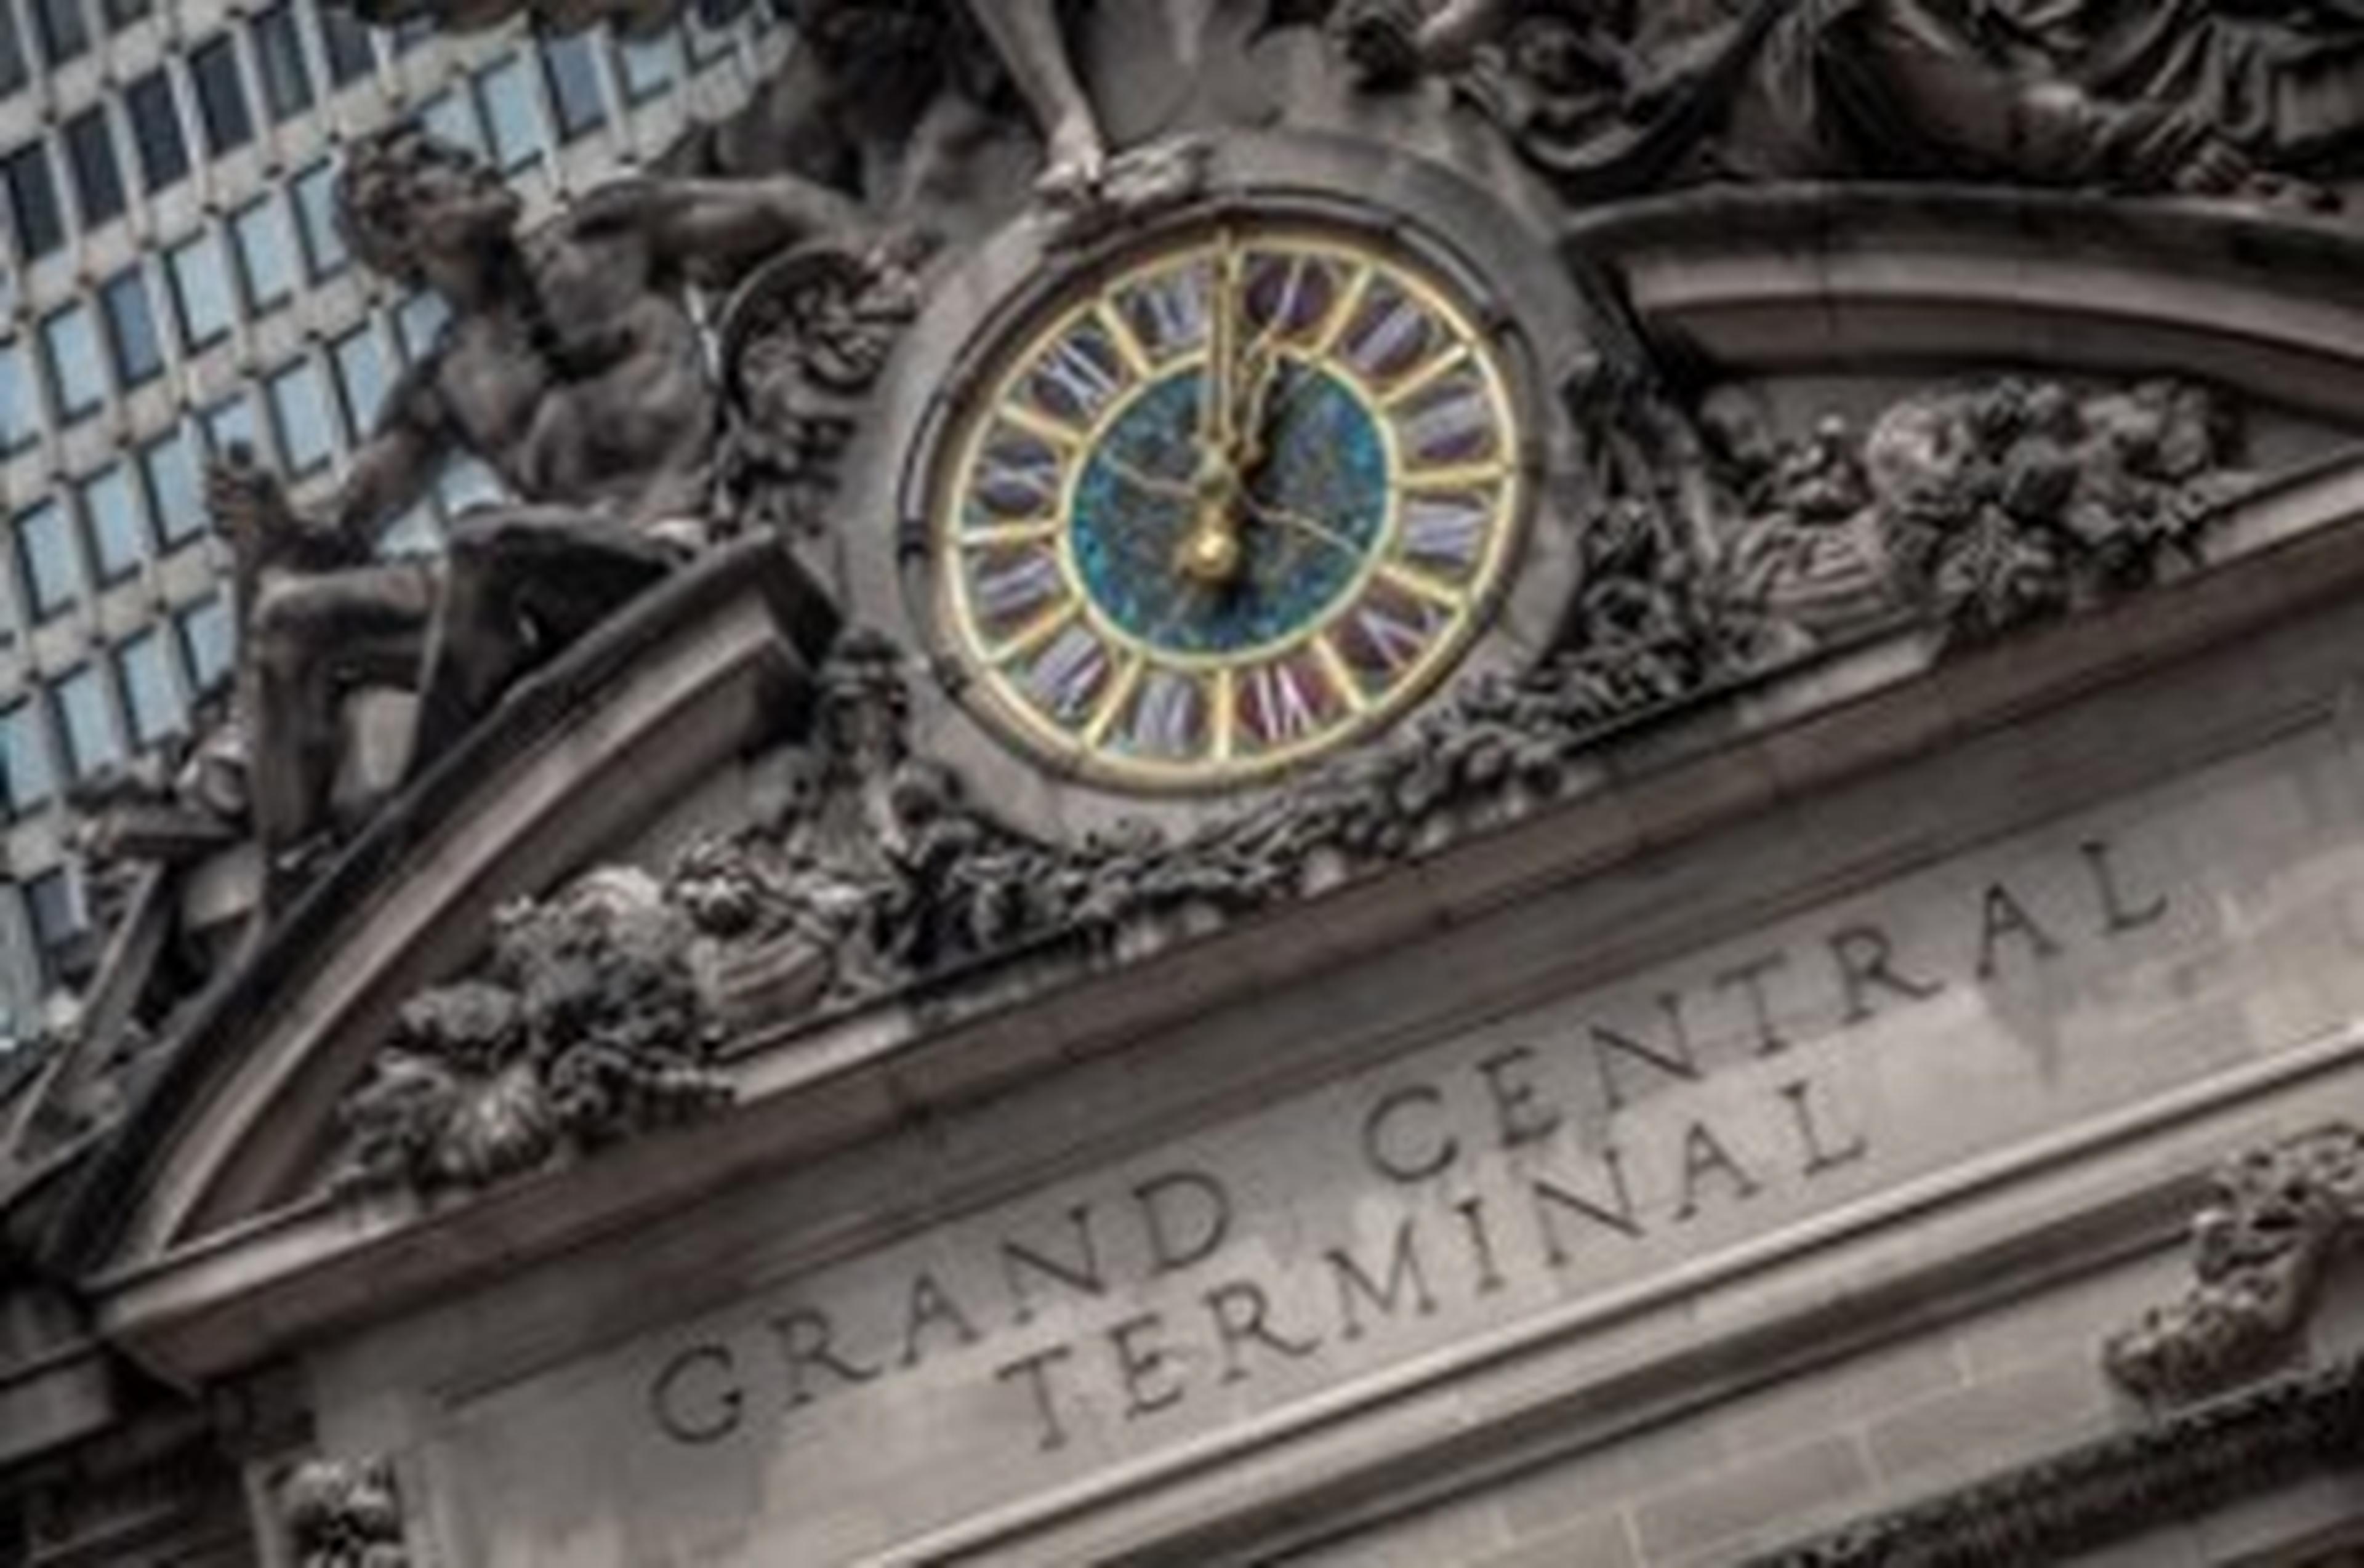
1748, 1353, 2364, 1568
2105, 1124, 2364, 1405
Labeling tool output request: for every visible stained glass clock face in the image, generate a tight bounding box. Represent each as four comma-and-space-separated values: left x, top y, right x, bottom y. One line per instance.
929, 218, 1527, 791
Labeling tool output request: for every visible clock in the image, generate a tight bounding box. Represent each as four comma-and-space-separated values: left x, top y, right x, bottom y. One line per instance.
920, 214, 1532, 793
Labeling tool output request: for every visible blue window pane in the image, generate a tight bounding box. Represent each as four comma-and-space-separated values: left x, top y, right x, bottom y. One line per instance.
39, 303, 105, 422
269, 360, 336, 474
437, 454, 504, 515
99, 266, 165, 387
0, 339, 37, 453
233, 198, 296, 314
50, 664, 123, 780
418, 91, 481, 153
4, 142, 64, 262
0, 702, 55, 816
319, 1, 376, 84
615, 26, 679, 100
114, 629, 184, 748
79, 465, 148, 581
63, 107, 126, 228
126, 69, 191, 193
190, 35, 255, 157
176, 595, 235, 694
30, 0, 86, 68
379, 501, 441, 559
252, 3, 314, 121
142, 427, 206, 545
331, 323, 387, 439
201, 392, 260, 460
475, 55, 545, 171
0, 2, 25, 94
167, 231, 236, 350
397, 291, 449, 359
541, 32, 606, 140
292, 160, 345, 277
14, 499, 82, 619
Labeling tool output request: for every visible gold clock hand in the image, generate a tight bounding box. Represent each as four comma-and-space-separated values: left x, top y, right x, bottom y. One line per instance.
1100, 454, 1195, 502
1248, 498, 1364, 559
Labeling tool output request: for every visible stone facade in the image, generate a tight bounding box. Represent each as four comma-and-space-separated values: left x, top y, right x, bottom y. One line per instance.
18, 2, 2364, 1564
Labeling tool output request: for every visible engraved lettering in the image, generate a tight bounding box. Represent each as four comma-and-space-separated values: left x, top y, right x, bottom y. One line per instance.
1135, 1170, 1232, 1275
1327, 1217, 1438, 1341
651, 1344, 742, 1447
1364, 1084, 1458, 1182
995, 1343, 1077, 1452
2084, 837, 2168, 933
1829, 923, 1945, 1024
1108, 1313, 1185, 1418
1673, 1122, 1763, 1221
903, 1271, 982, 1369
772, 1308, 881, 1409
1479, 1045, 1562, 1149
1206, 1279, 1322, 1383
1002, 1205, 1104, 1326
1975, 882, 2062, 979
1532, 1148, 1642, 1266
1780, 1078, 1869, 1176
1716, 952, 1792, 1056
1590, 992, 1699, 1112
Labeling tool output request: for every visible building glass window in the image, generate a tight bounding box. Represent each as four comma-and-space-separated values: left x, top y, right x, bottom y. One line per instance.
99, 0, 148, 30
78, 464, 147, 582
291, 159, 345, 278
125, 68, 191, 193
14, 499, 82, 620
614, 25, 679, 100
0, 339, 36, 455
541, 32, 607, 140
252, 4, 314, 120
176, 594, 235, 694
142, 427, 205, 546
190, 35, 256, 156
475, 55, 545, 171
686, 0, 736, 65
98, 266, 164, 388
417, 90, 482, 153
232, 197, 296, 315
115, 628, 184, 749
63, 107, 125, 229
331, 322, 387, 440
0, 702, 55, 817
379, 501, 440, 558
4, 143, 64, 262
392, 14, 434, 54
167, 230, 236, 351
30, 0, 86, 66
319, 1, 376, 84
50, 664, 123, 781
396, 291, 449, 359
0, 2, 25, 95
27, 866, 87, 986
200, 390, 260, 460
436, 455, 504, 515
268, 360, 336, 475
39, 303, 105, 424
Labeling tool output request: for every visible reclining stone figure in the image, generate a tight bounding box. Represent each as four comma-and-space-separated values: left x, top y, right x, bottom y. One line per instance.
207, 124, 866, 878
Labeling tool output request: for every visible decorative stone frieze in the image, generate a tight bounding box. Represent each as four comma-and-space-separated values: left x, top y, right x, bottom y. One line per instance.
278, 1455, 408, 1568
2105, 1124, 2364, 1404
1750, 1353, 2364, 1568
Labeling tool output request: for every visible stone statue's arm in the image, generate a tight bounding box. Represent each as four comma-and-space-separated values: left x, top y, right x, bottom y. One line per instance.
324, 362, 452, 552
584, 175, 867, 286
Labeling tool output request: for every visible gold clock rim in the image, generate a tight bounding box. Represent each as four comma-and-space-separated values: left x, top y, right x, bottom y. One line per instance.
930, 215, 1532, 794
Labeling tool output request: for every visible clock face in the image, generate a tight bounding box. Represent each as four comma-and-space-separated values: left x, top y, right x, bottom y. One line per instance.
927, 217, 1528, 791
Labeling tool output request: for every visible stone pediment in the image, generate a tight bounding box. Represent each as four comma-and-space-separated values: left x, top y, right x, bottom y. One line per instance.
36, 174, 2364, 1383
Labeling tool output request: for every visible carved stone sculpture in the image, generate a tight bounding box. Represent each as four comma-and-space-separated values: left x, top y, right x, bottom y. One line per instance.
2106, 1124, 2364, 1403
208, 126, 868, 880
278, 1456, 408, 1568
340, 869, 730, 1195
1381, 0, 2364, 204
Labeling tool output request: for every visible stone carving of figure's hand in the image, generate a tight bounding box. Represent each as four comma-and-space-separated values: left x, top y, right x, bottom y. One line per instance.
205, 445, 302, 561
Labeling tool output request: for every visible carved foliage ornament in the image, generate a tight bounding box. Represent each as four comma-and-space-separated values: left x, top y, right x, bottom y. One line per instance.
335, 371, 2251, 1197
339, 869, 730, 1196
2105, 1124, 2364, 1404
278, 1457, 408, 1568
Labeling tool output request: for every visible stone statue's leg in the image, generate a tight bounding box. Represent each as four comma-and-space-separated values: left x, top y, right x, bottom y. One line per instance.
247, 565, 435, 858
1836, 0, 2128, 183
964, 0, 1106, 195
413, 508, 678, 758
